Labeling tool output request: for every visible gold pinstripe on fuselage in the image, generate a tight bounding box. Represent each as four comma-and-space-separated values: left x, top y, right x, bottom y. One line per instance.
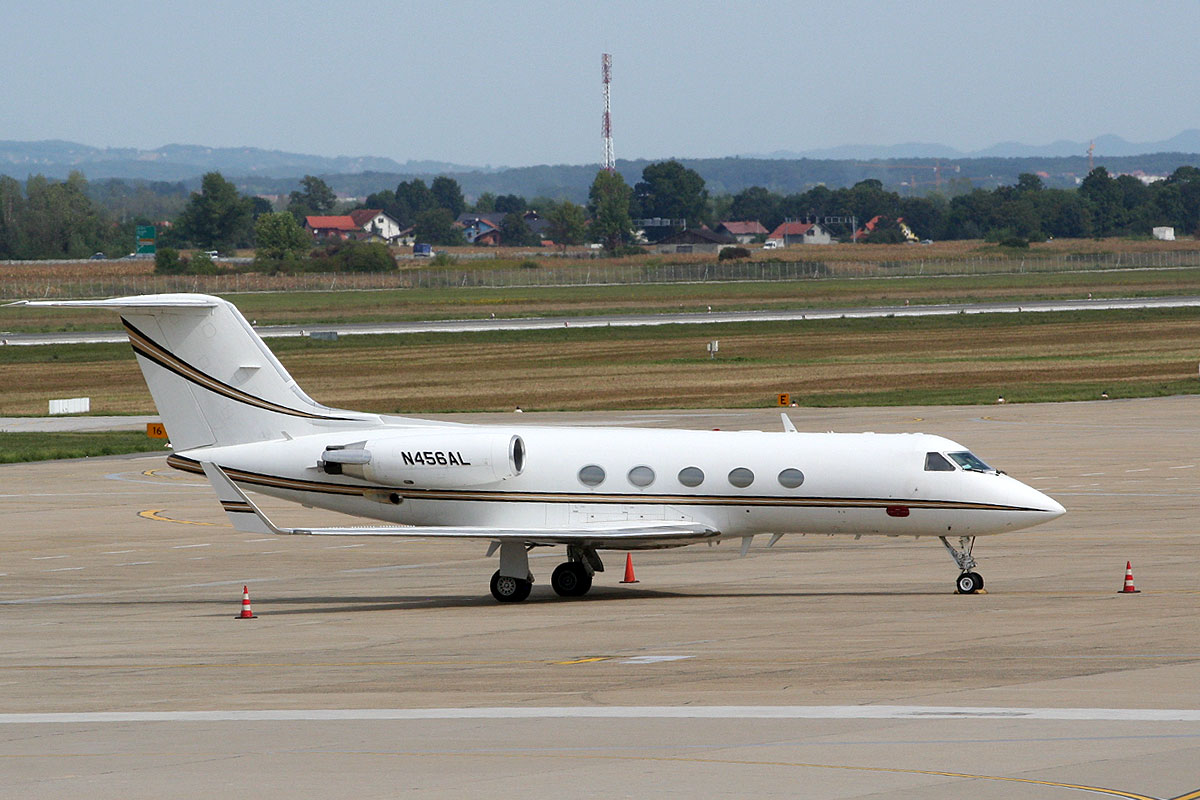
167, 454, 1044, 514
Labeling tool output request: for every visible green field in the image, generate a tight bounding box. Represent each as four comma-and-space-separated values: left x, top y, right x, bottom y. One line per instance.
4, 267, 1200, 333
3, 307, 1199, 418
0, 431, 167, 463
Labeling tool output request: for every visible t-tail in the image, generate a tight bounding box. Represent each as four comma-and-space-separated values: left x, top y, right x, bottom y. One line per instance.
17, 294, 382, 450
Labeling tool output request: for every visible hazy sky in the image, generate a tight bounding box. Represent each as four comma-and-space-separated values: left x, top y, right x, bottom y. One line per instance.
3, 0, 1198, 167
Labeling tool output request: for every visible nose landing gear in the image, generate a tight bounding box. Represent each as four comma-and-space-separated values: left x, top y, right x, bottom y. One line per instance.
940, 535, 984, 594
955, 571, 984, 594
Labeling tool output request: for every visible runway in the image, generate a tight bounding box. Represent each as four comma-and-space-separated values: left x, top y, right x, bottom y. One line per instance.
2, 400, 1199, 798
6, 293, 1200, 345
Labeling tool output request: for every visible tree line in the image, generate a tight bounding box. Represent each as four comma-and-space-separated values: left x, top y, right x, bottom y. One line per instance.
586, 161, 1200, 245
234, 152, 1200, 206
0, 172, 140, 260
3, 162, 1200, 264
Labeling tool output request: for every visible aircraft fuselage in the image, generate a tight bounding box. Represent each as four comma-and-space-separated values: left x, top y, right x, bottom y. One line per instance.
168, 424, 1063, 546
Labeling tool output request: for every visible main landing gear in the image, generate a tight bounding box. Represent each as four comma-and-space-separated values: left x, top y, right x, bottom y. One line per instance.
940, 535, 984, 594
550, 562, 592, 597
490, 570, 532, 603
488, 542, 603, 602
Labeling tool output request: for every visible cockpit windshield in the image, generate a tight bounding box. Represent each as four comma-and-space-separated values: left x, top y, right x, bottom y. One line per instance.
924, 452, 955, 472
948, 451, 993, 472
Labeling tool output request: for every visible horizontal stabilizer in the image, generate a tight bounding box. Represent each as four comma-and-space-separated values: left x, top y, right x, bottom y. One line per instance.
13, 294, 221, 310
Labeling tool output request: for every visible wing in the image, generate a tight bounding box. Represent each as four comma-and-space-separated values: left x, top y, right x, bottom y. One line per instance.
200, 462, 719, 549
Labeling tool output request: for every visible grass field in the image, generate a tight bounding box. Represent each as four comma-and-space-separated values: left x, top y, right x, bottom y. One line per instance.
0, 431, 167, 463
2, 308, 1198, 415
18, 236, 1200, 275
5, 265, 1200, 334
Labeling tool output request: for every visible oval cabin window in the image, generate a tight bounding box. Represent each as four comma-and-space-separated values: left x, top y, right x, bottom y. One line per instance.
628, 466, 656, 487
578, 464, 606, 486
728, 467, 754, 488
777, 468, 805, 488
678, 466, 705, 487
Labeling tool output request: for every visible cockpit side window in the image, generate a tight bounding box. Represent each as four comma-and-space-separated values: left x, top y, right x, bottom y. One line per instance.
924, 452, 956, 472
948, 451, 993, 472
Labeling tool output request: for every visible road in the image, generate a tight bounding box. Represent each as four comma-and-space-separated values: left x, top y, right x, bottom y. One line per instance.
5, 294, 1200, 345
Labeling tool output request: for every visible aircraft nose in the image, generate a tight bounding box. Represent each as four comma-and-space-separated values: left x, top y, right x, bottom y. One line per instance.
1022, 483, 1065, 518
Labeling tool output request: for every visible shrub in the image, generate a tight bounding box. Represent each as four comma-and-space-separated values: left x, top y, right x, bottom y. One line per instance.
308, 241, 396, 273
866, 227, 905, 244
430, 251, 457, 266
999, 236, 1030, 248
338, 241, 396, 272
154, 247, 184, 274
189, 252, 220, 274
519, 258, 539, 269
718, 246, 751, 261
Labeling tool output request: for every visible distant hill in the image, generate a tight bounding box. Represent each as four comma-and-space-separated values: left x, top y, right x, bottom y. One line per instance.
6, 137, 1200, 204
754, 130, 1200, 161
0, 140, 483, 182
236, 152, 1200, 204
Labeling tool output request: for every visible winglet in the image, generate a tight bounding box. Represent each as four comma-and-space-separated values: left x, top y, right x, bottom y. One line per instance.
781, 413, 797, 433
200, 461, 285, 536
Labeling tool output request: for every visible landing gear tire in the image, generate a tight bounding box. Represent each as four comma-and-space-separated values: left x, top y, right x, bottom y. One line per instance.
551, 562, 593, 597
491, 570, 532, 603
956, 571, 984, 594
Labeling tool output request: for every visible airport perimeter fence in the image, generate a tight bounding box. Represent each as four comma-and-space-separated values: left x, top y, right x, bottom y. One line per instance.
3, 248, 1200, 300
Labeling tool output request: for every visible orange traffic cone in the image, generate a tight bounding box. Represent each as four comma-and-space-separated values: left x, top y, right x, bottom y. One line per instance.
236, 585, 258, 618
1118, 561, 1140, 594
620, 553, 639, 584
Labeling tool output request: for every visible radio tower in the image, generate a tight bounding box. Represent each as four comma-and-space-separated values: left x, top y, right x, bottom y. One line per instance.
601, 53, 615, 171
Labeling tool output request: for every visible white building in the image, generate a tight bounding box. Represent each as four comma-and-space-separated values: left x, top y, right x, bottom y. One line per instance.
349, 209, 405, 244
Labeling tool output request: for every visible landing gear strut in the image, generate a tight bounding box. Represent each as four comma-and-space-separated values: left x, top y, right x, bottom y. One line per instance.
940, 535, 984, 594
490, 540, 534, 602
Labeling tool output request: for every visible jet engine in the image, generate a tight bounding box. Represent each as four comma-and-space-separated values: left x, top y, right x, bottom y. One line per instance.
320, 432, 525, 488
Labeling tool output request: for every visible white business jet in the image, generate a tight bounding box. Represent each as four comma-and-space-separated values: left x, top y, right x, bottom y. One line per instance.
20, 294, 1064, 602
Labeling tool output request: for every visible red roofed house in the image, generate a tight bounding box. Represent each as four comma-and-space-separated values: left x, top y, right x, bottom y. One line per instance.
852, 215, 918, 243
715, 220, 768, 244
455, 213, 503, 245
305, 209, 405, 244
851, 215, 879, 242
305, 215, 361, 240
766, 221, 832, 246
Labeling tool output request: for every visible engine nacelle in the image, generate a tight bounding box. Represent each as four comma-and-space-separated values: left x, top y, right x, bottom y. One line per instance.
322, 432, 525, 488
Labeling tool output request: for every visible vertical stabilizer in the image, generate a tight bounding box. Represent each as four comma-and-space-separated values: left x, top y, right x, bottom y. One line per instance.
19, 294, 378, 450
